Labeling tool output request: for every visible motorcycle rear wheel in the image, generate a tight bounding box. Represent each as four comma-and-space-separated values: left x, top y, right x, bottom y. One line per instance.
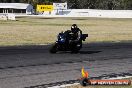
71, 48, 79, 53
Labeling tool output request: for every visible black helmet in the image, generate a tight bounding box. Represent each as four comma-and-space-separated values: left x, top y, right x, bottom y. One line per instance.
71, 24, 78, 33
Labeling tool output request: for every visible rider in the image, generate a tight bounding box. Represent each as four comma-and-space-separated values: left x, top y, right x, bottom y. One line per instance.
70, 24, 82, 43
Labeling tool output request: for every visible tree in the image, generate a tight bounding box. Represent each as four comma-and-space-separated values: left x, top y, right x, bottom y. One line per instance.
0, 0, 132, 10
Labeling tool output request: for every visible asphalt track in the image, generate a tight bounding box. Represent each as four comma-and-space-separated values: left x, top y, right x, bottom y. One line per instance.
0, 42, 132, 88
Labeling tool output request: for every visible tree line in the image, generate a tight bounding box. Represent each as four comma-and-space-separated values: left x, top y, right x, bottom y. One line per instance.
0, 0, 132, 10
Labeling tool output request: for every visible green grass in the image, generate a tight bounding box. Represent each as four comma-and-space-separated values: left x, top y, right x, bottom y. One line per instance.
0, 17, 132, 46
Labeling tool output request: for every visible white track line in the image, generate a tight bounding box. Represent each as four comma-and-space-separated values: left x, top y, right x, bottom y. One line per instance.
109, 76, 132, 80
48, 83, 79, 88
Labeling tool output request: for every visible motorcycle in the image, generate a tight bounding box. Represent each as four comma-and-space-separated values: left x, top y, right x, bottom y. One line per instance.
50, 30, 88, 53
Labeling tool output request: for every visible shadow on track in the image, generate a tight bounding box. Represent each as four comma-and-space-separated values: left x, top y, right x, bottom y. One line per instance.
79, 51, 101, 54
0, 41, 132, 69
54, 50, 101, 54
0, 41, 132, 55
0, 45, 50, 55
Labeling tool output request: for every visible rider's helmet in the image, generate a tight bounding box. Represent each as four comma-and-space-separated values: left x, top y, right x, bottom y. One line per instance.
71, 24, 78, 33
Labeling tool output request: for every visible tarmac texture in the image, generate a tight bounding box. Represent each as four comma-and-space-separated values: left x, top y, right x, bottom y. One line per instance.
0, 42, 132, 88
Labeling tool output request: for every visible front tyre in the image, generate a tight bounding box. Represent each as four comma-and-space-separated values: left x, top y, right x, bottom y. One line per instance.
50, 43, 58, 53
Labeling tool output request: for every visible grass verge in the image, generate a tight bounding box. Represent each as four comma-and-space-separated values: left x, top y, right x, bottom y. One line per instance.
0, 17, 132, 46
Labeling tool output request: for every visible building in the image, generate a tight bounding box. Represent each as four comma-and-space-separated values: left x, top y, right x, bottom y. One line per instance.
0, 3, 33, 15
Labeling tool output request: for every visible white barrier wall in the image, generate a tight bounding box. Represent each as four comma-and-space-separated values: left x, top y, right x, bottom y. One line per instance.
8, 14, 16, 20
0, 13, 15, 20
0, 14, 8, 20
15, 9, 132, 18
51, 9, 132, 18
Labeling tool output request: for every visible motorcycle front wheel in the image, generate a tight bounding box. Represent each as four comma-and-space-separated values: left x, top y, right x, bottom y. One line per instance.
50, 43, 58, 53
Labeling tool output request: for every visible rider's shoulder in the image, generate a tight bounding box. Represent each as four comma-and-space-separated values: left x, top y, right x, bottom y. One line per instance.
65, 30, 72, 33
77, 28, 81, 31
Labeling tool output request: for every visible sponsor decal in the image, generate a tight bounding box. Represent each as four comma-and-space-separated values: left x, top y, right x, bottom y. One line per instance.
53, 3, 67, 10
37, 5, 53, 12
80, 67, 131, 86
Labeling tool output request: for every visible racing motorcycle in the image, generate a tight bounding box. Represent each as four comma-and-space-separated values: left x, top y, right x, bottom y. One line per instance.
50, 30, 88, 53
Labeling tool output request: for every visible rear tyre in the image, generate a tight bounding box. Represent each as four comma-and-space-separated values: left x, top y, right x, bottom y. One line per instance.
71, 45, 80, 54
71, 48, 79, 54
